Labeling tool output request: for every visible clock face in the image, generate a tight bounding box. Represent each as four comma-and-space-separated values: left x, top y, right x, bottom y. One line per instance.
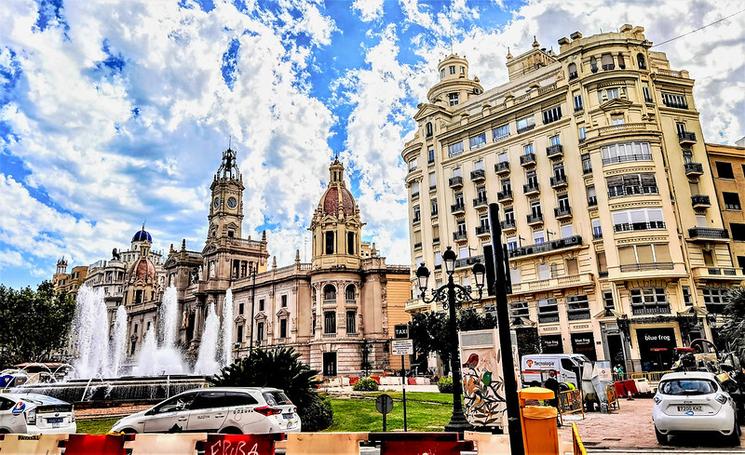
227, 197, 237, 209
213, 197, 220, 208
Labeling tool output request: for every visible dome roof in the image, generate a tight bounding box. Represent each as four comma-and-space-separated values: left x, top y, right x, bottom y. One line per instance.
132, 227, 152, 243
131, 256, 156, 282
322, 186, 356, 216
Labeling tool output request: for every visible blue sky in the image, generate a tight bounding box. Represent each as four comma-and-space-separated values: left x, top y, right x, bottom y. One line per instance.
1, 0, 744, 288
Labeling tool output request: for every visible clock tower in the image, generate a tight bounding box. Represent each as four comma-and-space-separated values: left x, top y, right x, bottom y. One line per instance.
208, 147, 244, 240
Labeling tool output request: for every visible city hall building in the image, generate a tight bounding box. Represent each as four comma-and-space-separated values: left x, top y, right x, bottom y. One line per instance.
401, 24, 743, 372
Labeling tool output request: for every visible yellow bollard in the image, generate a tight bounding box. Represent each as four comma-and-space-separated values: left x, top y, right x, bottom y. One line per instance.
518, 386, 559, 455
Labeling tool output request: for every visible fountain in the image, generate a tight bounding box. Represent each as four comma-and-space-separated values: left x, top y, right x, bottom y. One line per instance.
221, 289, 234, 367
71, 286, 110, 379
194, 303, 220, 375
109, 305, 128, 377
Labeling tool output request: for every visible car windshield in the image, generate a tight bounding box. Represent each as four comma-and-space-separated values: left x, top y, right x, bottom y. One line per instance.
659, 379, 717, 396
263, 391, 292, 406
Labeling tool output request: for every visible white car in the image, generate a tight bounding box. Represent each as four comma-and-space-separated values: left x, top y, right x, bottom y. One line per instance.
111, 387, 301, 434
652, 371, 740, 445
0, 393, 76, 434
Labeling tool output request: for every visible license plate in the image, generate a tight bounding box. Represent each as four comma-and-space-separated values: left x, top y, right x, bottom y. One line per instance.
47, 417, 63, 424
677, 405, 702, 412
282, 413, 294, 419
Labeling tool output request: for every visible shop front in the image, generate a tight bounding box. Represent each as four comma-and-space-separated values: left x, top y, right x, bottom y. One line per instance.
636, 327, 676, 371
540, 334, 563, 354
570, 332, 596, 361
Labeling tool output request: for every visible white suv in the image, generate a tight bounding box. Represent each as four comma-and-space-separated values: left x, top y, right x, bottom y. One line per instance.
111, 387, 300, 434
0, 393, 76, 434
653, 371, 740, 445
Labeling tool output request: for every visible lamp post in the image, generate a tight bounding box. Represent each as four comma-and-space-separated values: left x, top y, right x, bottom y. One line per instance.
415, 246, 486, 433
248, 262, 257, 353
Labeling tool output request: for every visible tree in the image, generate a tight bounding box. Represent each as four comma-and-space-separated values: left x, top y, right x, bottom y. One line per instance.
0, 281, 75, 369
210, 347, 333, 431
719, 288, 745, 362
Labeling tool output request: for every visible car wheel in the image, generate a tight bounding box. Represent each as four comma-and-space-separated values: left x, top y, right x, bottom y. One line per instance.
121, 428, 138, 434
727, 422, 741, 446
654, 427, 668, 445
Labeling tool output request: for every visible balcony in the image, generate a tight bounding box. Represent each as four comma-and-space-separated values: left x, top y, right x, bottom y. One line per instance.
684, 162, 704, 177
450, 202, 466, 215
688, 228, 729, 242
602, 63, 615, 71
692, 266, 745, 281
509, 235, 583, 259
520, 153, 536, 167
497, 190, 513, 203
691, 195, 711, 209
501, 220, 516, 231
453, 231, 468, 242
413, 242, 422, 250
471, 169, 486, 182
405, 298, 430, 312
678, 131, 697, 145
588, 196, 597, 207
620, 262, 674, 273
473, 196, 488, 209
526, 213, 543, 225
495, 161, 510, 175
455, 255, 484, 270
546, 144, 564, 160
517, 124, 536, 134
614, 221, 666, 233
523, 182, 540, 196
449, 176, 463, 189
510, 273, 594, 295
550, 174, 567, 189
475, 225, 491, 238
631, 305, 671, 316
554, 206, 572, 220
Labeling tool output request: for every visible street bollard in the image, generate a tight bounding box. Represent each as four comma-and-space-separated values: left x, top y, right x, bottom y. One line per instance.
518, 386, 559, 455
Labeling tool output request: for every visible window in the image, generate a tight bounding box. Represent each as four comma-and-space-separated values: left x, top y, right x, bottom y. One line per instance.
431, 198, 438, 216
323, 284, 336, 301
434, 252, 442, 268
573, 92, 583, 111
498, 151, 508, 163
557, 194, 570, 211
238, 302, 244, 314
470, 132, 487, 149
601, 53, 614, 70
454, 191, 464, 206
587, 185, 597, 206
682, 286, 692, 306
592, 219, 602, 239
452, 167, 462, 177
568, 63, 578, 79
257, 322, 265, 342
523, 143, 534, 155
603, 292, 615, 311
506, 237, 518, 252
732, 223, 745, 240
493, 124, 510, 141
612, 208, 665, 232
567, 295, 590, 320
538, 298, 559, 323
408, 159, 417, 171
724, 192, 742, 210
279, 318, 287, 338
429, 172, 436, 189
530, 201, 542, 218
659, 379, 717, 396
473, 159, 485, 171
476, 185, 486, 200
542, 105, 562, 124
457, 220, 466, 236
526, 170, 538, 186
516, 115, 535, 133
448, 92, 459, 106
347, 232, 356, 254
427, 146, 435, 163
716, 161, 735, 179
642, 83, 653, 103
460, 66, 465, 74
510, 301, 530, 319
605, 87, 619, 100
611, 114, 624, 125
560, 224, 573, 238
637, 53, 646, 69
510, 267, 521, 284
601, 141, 651, 164
630, 288, 668, 314
259, 298, 265, 312
346, 285, 355, 302
703, 288, 728, 313
617, 52, 625, 69
410, 181, 419, 198
346, 310, 356, 333
448, 141, 464, 158
449, 65, 456, 75
581, 153, 591, 173
425, 122, 433, 137
590, 56, 598, 73
675, 122, 686, 135
661, 92, 687, 109
549, 134, 561, 146
325, 231, 334, 254
324, 311, 336, 334
236, 324, 243, 343
281, 294, 288, 307
501, 178, 512, 192
606, 173, 658, 198
533, 230, 545, 244
537, 263, 550, 280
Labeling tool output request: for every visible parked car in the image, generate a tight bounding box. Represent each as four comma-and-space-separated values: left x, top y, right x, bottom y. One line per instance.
653, 371, 740, 445
111, 387, 300, 434
0, 393, 76, 434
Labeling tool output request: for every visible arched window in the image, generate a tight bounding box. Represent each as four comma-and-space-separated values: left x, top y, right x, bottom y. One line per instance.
590, 56, 598, 73
323, 284, 336, 302
601, 53, 614, 70
636, 53, 646, 69
345, 284, 356, 302
617, 52, 625, 69
325, 231, 334, 254
425, 122, 433, 137
567, 63, 577, 80
347, 232, 355, 255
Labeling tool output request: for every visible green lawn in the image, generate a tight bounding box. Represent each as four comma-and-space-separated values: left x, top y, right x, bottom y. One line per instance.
75, 392, 454, 434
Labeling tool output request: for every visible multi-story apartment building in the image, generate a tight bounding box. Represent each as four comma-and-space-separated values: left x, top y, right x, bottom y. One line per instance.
402, 25, 743, 372
52, 259, 88, 298
707, 142, 745, 273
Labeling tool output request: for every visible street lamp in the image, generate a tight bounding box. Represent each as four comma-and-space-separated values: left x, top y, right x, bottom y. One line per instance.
415, 246, 485, 433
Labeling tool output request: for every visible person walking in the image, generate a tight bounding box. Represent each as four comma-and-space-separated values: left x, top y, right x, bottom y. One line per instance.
544, 369, 562, 427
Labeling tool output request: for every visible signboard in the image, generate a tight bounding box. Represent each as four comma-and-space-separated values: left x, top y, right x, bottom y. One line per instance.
394, 324, 409, 339
375, 394, 394, 414
392, 339, 414, 355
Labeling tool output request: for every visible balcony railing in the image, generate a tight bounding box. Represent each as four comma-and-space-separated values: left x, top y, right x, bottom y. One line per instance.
510, 273, 593, 294
567, 310, 591, 321
517, 124, 536, 134
614, 221, 666, 232
413, 242, 422, 250
684, 162, 704, 176
602, 63, 615, 71
520, 153, 536, 166
554, 206, 572, 219
473, 196, 488, 208
451, 202, 466, 214
607, 186, 658, 198
546, 144, 564, 160
538, 314, 560, 324
471, 169, 486, 182
688, 228, 729, 240
526, 213, 543, 225
550, 175, 567, 188
475, 225, 490, 236
501, 220, 516, 230
523, 182, 540, 195
632, 305, 671, 316
455, 255, 483, 270
691, 195, 711, 208
663, 99, 688, 109
678, 131, 697, 144
705, 267, 740, 276
588, 196, 597, 207
619, 262, 674, 272
509, 235, 582, 258
495, 161, 510, 174
602, 154, 652, 165
453, 231, 468, 242
497, 189, 513, 201
449, 176, 463, 188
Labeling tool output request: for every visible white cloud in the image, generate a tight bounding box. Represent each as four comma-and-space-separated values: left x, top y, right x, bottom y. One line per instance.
352, 0, 384, 22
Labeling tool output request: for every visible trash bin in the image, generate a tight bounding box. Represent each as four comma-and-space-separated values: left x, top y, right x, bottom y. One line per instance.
518, 386, 559, 455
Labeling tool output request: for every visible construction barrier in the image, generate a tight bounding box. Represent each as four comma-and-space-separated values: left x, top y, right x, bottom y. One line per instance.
203, 433, 284, 455
558, 389, 584, 419
0, 434, 67, 454
368, 432, 474, 455
63, 434, 132, 455
572, 423, 587, 455
605, 384, 620, 411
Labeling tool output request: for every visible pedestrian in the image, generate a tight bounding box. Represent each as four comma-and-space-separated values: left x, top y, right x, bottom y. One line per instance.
544, 369, 562, 427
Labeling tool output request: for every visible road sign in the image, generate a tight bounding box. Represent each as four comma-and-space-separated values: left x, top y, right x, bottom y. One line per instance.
392, 339, 414, 356
394, 324, 409, 339
375, 394, 394, 414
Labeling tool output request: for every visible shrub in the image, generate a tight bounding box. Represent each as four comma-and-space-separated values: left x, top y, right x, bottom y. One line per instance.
352, 377, 379, 391
299, 394, 334, 432
437, 376, 453, 393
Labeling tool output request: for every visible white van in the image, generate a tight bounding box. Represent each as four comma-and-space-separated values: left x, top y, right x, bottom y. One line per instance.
521, 354, 590, 387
